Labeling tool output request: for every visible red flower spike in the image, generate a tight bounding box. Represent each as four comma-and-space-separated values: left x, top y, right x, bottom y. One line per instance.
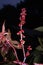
19, 21, 25, 26
21, 8, 26, 13
17, 30, 22, 35
22, 34, 25, 38
22, 15, 25, 18
19, 17, 21, 21
21, 17, 25, 21
18, 23, 22, 27
27, 46, 32, 51
20, 40, 25, 45
18, 44, 22, 48
17, 8, 27, 62
21, 30, 24, 33
20, 14, 26, 21
26, 51, 30, 57
17, 32, 20, 35
20, 12, 26, 16
17, 30, 24, 35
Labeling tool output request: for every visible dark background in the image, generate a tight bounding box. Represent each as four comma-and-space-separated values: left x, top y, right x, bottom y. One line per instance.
0, 0, 43, 64
0, 0, 43, 47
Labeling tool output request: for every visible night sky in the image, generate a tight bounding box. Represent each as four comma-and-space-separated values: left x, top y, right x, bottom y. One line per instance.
0, 0, 24, 9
